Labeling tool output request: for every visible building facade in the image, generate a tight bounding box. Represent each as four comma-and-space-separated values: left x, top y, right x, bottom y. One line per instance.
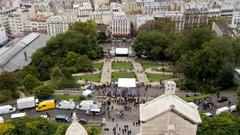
182, 2, 208, 30
46, 16, 69, 37
111, 15, 131, 38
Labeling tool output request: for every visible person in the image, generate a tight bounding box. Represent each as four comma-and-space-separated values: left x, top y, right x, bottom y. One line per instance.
228, 100, 232, 107
112, 118, 114, 122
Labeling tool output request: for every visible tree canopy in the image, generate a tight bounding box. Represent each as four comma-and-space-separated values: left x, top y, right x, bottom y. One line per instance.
0, 72, 18, 92
138, 18, 175, 35
197, 113, 240, 135
0, 117, 66, 135
23, 74, 40, 90
177, 38, 235, 91
133, 30, 170, 60
25, 21, 103, 80
34, 85, 54, 99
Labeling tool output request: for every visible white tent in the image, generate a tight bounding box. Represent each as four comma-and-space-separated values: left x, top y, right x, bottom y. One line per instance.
115, 48, 128, 55
82, 89, 93, 97
118, 78, 136, 88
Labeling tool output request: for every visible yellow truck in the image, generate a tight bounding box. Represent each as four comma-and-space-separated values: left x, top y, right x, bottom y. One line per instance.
36, 100, 55, 111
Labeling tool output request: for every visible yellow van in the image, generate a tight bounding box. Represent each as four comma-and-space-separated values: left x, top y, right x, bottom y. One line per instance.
36, 100, 55, 111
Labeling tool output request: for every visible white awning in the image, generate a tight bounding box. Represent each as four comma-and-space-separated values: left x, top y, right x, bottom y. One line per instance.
118, 78, 136, 88
116, 48, 128, 55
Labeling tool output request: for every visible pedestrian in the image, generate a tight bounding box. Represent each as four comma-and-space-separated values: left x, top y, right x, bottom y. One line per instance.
112, 118, 114, 122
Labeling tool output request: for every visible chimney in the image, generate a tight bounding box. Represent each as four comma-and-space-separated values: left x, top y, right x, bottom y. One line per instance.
164, 81, 176, 95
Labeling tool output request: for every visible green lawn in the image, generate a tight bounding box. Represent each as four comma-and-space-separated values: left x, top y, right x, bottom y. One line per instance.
76, 73, 101, 82
112, 72, 136, 82
140, 61, 162, 69
93, 63, 103, 69
112, 61, 133, 70
146, 73, 173, 82
54, 95, 86, 102
181, 94, 212, 102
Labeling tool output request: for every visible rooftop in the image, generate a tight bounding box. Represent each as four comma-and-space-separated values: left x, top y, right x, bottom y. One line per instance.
140, 92, 201, 124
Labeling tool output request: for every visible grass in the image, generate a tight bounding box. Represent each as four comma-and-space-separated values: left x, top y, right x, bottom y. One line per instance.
85, 125, 102, 135
112, 72, 136, 82
140, 61, 162, 69
93, 63, 103, 69
181, 94, 212, 102
146, 73, 173, 82
54, 95, 86, 102
112, 61, 133, 70
76, 73, 101, 82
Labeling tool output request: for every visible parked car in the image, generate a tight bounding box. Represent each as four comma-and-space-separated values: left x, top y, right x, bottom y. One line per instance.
0, 105, 16, 115
230, 105, 236, 112
78, 118, 87, 125
55, 115, 70, 123
204, 112, 213, 117
36, 100, 55, 111
11, 112, 27, 119
76, 100, 101, 111
217, 96, 228, 103
56, 99, 75, 110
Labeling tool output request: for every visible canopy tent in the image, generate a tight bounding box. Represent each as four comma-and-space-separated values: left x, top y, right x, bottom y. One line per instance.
115, 48, 128, 55
118, 78, 136, 88
82, 89, 93, 97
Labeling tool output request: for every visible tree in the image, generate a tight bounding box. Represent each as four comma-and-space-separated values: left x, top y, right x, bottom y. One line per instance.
97, 32, 108, 43
133, 31, 170, 60
0, 72, 18, 92
19, 66, 39, 80
0, 90, 14, 103
23, 74, 40, 90
0, 122, 15, 134
138, 18, 175, 35
177, 38, 234, 91
11, 117, 58, 135
51, 67, 62, 79
75, 55, 93, 71
197, 113, 240, 135
34, 85, 54, 99
183, 27, 216, 51
69, 21, 97, 37
236, 87, 240, 97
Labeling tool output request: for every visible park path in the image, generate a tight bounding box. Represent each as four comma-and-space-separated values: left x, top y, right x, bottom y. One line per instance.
132, 61, 149, 83
101, 59, 112, 83
145, 68, 173, 75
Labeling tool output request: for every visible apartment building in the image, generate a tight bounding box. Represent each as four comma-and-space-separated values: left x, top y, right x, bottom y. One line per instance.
8, 11, 27, 36
182, 2, 208, 30
141, 2, 170, 15
46, 16, 69, 37
155, 11, 185, 31
111, 15, 131, 38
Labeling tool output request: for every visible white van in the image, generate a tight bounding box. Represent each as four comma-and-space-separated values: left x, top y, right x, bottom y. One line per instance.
216, 107, 230, 115
11, 112, 27, 119
0, 105, 16, 115
230, 105, 236, 112
76, 100, 101, 111
56, 100, 76, 110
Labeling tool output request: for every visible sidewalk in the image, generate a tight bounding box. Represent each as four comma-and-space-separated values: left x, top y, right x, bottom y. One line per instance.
101, 59, 112, 83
